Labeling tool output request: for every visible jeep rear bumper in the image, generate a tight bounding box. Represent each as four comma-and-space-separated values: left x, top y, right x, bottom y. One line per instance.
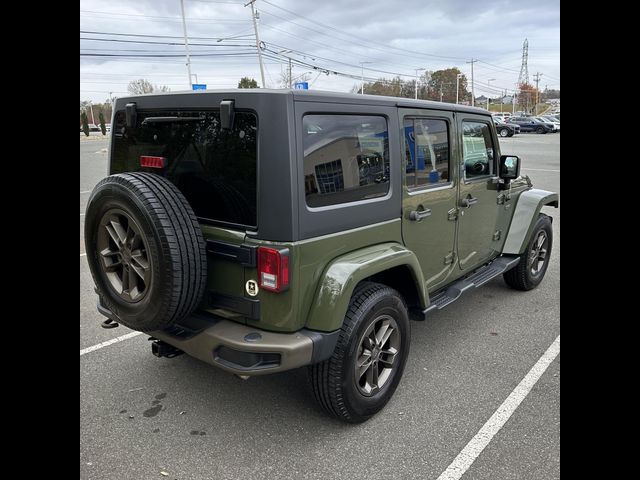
149, 320, 340, 376
96, 298, 340, 376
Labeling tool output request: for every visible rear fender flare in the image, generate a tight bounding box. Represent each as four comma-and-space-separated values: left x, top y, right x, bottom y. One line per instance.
305, 243, 427, 332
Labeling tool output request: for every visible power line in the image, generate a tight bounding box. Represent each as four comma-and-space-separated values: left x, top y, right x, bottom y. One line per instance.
260, 0, 467, 61
81, 52, 257, 57
80, 9, 249, 23
80, 37, 254, 47
80, 29, 255, 41
477, 60, 521, 74
258, 7, 465, 63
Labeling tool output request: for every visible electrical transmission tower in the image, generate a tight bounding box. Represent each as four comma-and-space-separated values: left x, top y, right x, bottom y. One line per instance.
518, 39, 529, 86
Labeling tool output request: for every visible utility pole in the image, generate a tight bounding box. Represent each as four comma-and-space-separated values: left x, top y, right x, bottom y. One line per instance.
89, 102, 95, 125
533, 72, 543, 115
414, 68, 425, 100
487, 78, 495, 110
245, 0, 266, 88
360, 61, 372, 94
456, 73, 462, 104
288, 57, 292, 88
179, 0, 193, 89
466, 59, 477, 106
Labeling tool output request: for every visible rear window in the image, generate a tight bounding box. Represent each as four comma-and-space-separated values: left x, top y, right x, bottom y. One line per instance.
111, 110, 257, 228
302, 114, 390, 208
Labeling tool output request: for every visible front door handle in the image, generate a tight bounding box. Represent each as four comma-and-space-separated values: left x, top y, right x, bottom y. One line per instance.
461, 196, 478, 208
409, 208, 432, 222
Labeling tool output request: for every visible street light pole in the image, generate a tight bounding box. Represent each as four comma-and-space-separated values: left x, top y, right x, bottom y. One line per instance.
414, 68, 425, 100
456, 73, 463, 104
360, 61, 372, 94
179, 0, 193, 89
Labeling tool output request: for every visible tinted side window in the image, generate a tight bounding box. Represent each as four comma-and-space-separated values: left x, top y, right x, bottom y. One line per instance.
462, 121, 495, 179
303, 115, 389, 208
403, 117, 450, 188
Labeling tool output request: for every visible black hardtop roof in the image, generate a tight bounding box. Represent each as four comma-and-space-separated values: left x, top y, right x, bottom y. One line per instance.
114, 88, 490, 116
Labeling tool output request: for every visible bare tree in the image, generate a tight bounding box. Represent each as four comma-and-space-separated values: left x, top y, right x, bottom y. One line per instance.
127, 79, 171, 95
279, 70, 310, 88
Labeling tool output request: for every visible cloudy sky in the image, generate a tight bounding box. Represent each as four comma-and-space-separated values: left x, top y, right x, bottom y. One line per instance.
80, 0, 560, 103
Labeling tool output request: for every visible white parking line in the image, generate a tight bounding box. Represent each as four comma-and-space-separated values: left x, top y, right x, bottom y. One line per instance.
80, 253, 86, 257
80, 331, 143, 356
436, 335, 560, 480
522, 168, 560, 173
80, 213, 85, 216
80, 190, 91, 194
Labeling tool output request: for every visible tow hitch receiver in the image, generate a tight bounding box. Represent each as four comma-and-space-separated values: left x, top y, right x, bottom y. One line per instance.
150, 338, 184, 358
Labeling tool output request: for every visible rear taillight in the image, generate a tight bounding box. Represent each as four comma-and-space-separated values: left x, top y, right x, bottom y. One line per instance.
257, 247, 290, 292
140, 156, 167, 169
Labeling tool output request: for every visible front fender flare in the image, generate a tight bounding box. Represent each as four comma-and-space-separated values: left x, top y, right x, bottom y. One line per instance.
503, 188, 559, 254
305, 243, 426, 332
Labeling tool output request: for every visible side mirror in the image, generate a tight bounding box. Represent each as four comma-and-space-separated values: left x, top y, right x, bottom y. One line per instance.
220, 99, 235, 130
499, 155, 520, 180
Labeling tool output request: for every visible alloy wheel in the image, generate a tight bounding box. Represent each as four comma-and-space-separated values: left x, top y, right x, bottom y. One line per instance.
96, 209, 152, 302
528, 230, 548, 276
354, 315, 401, 396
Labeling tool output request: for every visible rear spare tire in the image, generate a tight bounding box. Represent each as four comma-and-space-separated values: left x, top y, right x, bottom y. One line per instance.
84, 173, 207, 332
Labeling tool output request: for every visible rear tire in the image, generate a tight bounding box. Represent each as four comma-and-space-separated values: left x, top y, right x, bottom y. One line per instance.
499, 128, 510, 137
308, 283, 410, 423
84, 173, 207, 332
503, 214, 552, 291
536, 126, 546, 134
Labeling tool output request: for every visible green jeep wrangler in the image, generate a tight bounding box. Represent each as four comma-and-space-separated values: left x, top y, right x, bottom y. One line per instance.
84, 89, 558, 423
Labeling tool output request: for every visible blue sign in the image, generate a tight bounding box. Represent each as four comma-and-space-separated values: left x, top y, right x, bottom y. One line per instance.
192, 84, 207, 90
294, 82, 309, 90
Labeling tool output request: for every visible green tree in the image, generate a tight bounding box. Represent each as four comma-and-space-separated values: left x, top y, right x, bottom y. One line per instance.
238, 77, 259, 88
98, 112, 106, 135
81, 111, 90, 137
427, 68, 469, 103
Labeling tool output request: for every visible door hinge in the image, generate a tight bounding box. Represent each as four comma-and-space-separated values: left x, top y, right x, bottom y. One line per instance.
447, 208, 458, 221
444, 251, 457, 265
493, 230, 502, 241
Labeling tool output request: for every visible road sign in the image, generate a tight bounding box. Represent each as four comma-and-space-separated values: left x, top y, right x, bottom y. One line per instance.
294, 82, 309, 90
192, 84, 207, 90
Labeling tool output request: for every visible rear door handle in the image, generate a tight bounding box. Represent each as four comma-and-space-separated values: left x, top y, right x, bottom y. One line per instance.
409, 209, 432, 222
461, 196, 478, 208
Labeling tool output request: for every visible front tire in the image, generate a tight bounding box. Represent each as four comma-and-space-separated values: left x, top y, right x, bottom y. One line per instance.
499, 128, 510, 137
308, 283, 410, 423
536, 126, 546, 134
503, 214, 553, 291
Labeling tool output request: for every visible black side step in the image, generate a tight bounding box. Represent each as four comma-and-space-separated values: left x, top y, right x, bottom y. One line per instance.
413, 255, 520, 320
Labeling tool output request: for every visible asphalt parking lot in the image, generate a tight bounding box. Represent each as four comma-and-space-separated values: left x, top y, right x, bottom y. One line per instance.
80, 133, 559, 480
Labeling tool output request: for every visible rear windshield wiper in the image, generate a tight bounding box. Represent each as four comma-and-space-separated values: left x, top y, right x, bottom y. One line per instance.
140, 116, 203, 126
